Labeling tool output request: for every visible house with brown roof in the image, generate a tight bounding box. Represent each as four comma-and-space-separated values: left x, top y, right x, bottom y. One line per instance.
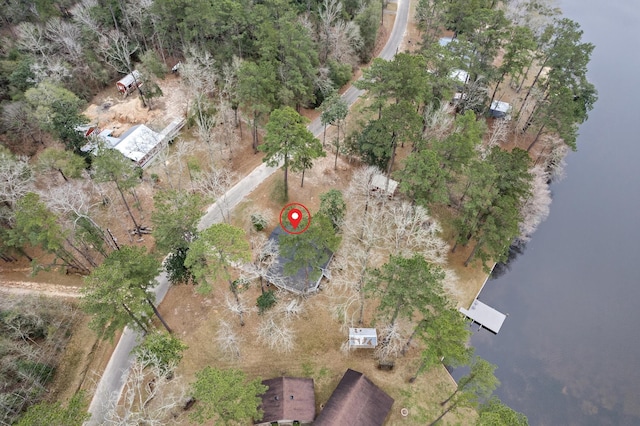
314, 369, 394, 426
255, 377, 315, 426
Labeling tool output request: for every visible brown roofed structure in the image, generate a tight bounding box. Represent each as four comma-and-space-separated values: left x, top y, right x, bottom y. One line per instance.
314, 369, 394, 426
255, 377, 315, 425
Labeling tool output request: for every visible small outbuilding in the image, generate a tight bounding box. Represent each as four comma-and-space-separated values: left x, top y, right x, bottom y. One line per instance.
256, 377, 315, 426
370, 174, 398, 198
489, 100, 512, 119
348, 328, 377, 349
116, 70, 142, 94
315, 369, 394, 426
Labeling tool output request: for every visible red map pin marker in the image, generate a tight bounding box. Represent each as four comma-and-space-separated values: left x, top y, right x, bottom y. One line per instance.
287, 208, 303, 229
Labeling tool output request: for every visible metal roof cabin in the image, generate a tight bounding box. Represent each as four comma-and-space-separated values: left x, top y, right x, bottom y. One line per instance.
315, 369, 394, 426
255, 377, 316, 425
116, 70, 142, 94
348, 328, 377, 349
114, 124, 162, 166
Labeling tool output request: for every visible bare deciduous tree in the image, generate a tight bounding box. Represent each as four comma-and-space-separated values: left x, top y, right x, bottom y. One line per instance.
192, 166, 234, 223
383, 202, 449, 264
243, 234, 280, 293
517, 165, 551, 244
480, 118, 510, 159
123, 0, 156, 50
98, 29, 139, 75
15, 22, 50, 58
275, 297, 305, 319
422, 102, 455, 142
224, 294, 251, 327
215, 320, 243, 360
542, 135, 569, 181
71, 0, 101, 36
0, 149, 33, 222
195, 113, 217, 165
154, 138, 195, 191
39, 181, 114, 254
45, 18, 83, 65
30, 58, 72, 84
103, 360, 186, 426
181, 47, 219, 119
317, 0, 363, 66
256, 314, 295, 353
374, 322, 407, 364
506, 0, 560, 39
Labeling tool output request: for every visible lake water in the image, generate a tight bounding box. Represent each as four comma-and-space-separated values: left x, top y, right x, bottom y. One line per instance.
467, 1, 640, 425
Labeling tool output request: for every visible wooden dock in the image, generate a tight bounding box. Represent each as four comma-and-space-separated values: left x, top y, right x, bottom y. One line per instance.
459, 299, 507, 334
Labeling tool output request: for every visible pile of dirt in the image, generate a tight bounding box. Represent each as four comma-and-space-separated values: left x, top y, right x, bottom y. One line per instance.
83, 74, 188, 135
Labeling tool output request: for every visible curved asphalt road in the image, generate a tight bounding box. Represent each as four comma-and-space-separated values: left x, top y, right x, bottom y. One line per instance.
87, 1, 409, 423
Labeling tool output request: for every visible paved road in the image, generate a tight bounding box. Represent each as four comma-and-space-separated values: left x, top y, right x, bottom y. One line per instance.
87, 1, 409, 423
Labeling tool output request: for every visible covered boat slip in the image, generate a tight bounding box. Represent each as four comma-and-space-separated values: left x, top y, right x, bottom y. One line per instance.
459, 299, 507, 334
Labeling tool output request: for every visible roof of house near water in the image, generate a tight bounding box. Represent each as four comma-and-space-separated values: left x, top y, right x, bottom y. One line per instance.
256, 377, 316, 425
314, 369, 394, 426
265, 226, 333, 295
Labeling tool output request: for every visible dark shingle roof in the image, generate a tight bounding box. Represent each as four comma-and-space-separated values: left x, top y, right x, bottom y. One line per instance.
314, 369, 394, 426
256, 377, 315, 424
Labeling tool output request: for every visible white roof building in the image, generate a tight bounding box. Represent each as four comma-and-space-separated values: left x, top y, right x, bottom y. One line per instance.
489, 100, 512, 119
450, 69, 469, 85
370, 174, 398, 198
114, 124, 162, 166
348, 328, 378, 349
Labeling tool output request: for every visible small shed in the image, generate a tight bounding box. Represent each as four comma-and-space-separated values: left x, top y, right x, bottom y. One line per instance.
348, 328, 377, 349
256, 377, 316, 426
314, 369, 394, 426
370, 174, 398, 198
489, 100, 512, 119
116, 70, 142, 94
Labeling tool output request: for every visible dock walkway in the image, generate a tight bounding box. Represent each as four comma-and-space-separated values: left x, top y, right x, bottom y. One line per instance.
459, 299, 507, 334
